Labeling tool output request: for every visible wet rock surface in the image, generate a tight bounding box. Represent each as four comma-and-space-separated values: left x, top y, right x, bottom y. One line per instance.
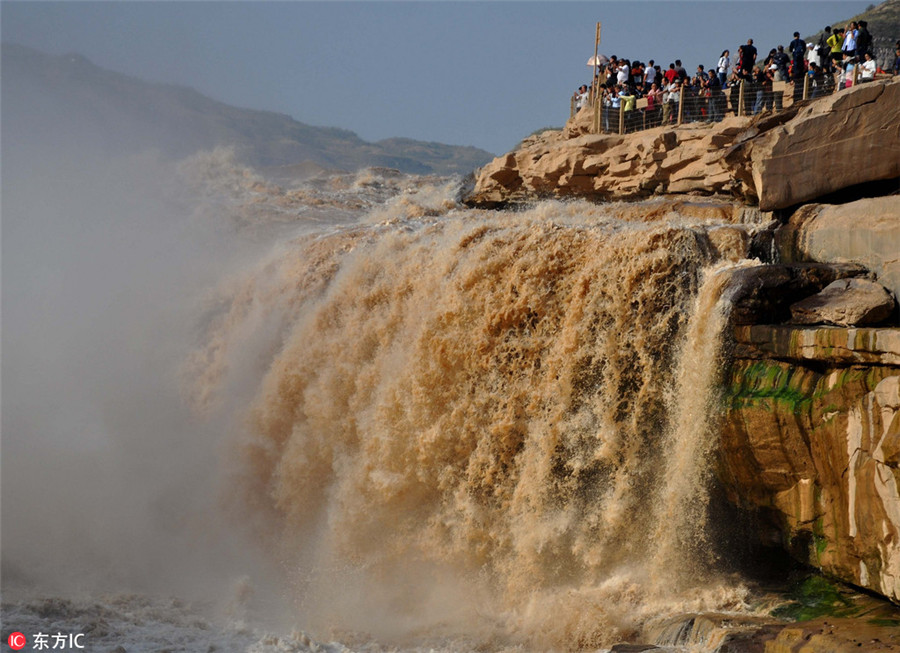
720, 356, 900, 602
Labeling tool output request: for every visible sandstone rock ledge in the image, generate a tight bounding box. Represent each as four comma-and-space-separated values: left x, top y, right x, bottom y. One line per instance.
735, 325, 900, 366
465, 78, 899, 211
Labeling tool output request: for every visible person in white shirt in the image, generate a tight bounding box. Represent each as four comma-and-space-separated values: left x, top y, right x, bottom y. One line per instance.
860, 52, 877, 80
644, 60, 657, 92
662, 79, 680, 124
717, 50, 731, 86
573, 85, 589, 111
806, 43, 821, 68
842, 22, 858, 57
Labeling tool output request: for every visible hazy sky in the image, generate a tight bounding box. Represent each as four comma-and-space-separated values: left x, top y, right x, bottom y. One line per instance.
2, 1, 873, 154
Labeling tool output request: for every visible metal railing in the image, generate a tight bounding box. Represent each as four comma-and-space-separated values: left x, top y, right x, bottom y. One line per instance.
570, 65, 869, 136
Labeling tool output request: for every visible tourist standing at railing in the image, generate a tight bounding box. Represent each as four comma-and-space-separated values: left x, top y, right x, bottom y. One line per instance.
617, 61, 630, 86
605, 86, 621, 132
706, 69, 724, 122
573, 85, 589, 112
644, 60, 658, 92
788, 32, 806, 101
692, 66, 708, 120
662, 78, 680, 124
738, 39, 757, 78
818, 27, 833, 73
728, 71, 742, 115
807, 62, 826, 97
856, 21, 872, 61
842, 22, 858, 58
645, 82, 663, 126
689, 78, 704, 122
839, 53, 856, 89
664, 63, 678, 84
632, 61, 645, 91
828, 27, 845, 68
806, 43, 822, 70
752, 66, 771, 114
717, 50, 731, 87
894, 46, 900, 75
790, 32, 806, 70
763, 48, 777, 75
822, 41, 835, 72
620, 85, 637, 131
772, 46, 790, 82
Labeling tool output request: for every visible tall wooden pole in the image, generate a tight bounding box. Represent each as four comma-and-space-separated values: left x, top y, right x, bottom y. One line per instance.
592, 21, 602, 133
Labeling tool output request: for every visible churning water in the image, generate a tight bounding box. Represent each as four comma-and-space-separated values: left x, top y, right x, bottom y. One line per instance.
3, 149, 770, 652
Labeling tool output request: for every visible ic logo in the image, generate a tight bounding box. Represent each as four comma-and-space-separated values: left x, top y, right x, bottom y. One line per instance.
7, 632, 27, 650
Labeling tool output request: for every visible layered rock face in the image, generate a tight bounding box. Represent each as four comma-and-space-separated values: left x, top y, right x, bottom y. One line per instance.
465, 78, 899, 210
719, 334, 900, 602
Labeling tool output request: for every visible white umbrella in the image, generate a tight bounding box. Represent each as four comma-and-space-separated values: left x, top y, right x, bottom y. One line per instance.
587, 55, 609, 67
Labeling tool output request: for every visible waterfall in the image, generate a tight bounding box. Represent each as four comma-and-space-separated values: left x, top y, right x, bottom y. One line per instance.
186, 195, 759, 649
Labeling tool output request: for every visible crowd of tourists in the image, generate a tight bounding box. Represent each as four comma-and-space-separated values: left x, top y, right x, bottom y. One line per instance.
572, 20, 899, 131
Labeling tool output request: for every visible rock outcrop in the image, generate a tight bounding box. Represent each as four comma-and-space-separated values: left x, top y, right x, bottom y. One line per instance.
743, 80, 900, 211
465, 78, 900, 210
728, 263, 871, 325
790, 278, 896, 327
777, 197, 900, 300
734, 325, 900, 366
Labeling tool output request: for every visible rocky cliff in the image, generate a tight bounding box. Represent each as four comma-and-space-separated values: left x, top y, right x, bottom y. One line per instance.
719, 196, 900, 604
464, 78, 900, 211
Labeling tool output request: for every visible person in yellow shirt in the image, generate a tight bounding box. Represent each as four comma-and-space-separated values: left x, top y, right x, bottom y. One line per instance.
617, 85, 636, 132
827, 27, 845, 68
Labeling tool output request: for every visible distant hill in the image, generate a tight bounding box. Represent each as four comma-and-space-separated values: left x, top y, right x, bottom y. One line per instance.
808, 0, 899, 66
1, 43, 494, 175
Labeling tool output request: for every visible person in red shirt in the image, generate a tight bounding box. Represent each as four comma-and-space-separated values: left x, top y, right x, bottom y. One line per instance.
664, 63, 678, 84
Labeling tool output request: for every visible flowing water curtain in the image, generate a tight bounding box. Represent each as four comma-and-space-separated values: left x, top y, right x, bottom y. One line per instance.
193, 204, 757, 648
651, 260, 762, 583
